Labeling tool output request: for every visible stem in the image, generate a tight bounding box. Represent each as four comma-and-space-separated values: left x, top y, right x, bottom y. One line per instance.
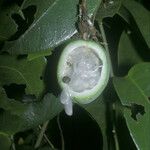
43, 133, 55, 149
99, 22, 114, 77
112, 128, 119, 150
11, 135, 16, 150
112, 104, 120, 150
57, 114, 65, 150
99, 22, 119, 149
34, 120, 54, 149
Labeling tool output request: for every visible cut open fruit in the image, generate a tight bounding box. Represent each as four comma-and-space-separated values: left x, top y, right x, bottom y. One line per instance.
57, 40, 110, 115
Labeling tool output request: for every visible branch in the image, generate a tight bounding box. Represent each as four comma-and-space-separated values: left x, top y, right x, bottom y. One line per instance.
34, 120, 55, 149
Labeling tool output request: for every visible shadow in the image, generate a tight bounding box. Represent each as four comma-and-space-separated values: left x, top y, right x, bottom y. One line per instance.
58, 105, 103, 150
1, 0, 24, 7
3, 83, 26, 101
103, 79, 137, 150
44, 43, 66, 96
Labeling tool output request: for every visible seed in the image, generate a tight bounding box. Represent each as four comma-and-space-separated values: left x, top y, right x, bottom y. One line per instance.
62, 76, 71, 83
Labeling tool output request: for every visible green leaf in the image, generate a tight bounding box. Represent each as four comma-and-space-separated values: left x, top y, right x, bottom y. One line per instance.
0, 133, 11, 150
2, 0, 101, 54
0, 55, 45, 98
113, 63, 150, 150
0, 87, 30, 114
0, 91, 63, 135
96, 0, 122, 21
27, 48, 52, 61
0, 2, 19, 41
117, 5, 130, 24
82, 96, 108, 150
118, 32, 142, 75
123, 0, 150, 48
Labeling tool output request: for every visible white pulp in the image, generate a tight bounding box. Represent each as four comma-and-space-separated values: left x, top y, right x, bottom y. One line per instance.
60, 47, 102, 116
60, 88, 73, 116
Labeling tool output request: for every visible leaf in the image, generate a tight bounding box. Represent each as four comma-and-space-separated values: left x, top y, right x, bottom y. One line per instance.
0, 133, 11, 150
27, 48, 52, 61
118, 31, 142, 75
0, 1, 20, 41
82, 96, 108, 150
123, 0, 150, 48
0, 91, 63, 135
117, 5, 131, 24
0, 55, 45, 98
2, 0, 101, 54
113, 63, 150, 150
96, 0, 122, 21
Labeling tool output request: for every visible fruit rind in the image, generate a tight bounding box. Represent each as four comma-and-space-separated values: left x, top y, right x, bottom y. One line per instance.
57, 40, 110, 104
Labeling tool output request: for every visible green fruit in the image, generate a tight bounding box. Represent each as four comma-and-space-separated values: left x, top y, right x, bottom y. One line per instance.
57, 40, 110, 105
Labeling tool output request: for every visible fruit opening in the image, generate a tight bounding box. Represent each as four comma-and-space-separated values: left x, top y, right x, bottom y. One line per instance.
60, 46, 103, 116
62, 46, 103, 93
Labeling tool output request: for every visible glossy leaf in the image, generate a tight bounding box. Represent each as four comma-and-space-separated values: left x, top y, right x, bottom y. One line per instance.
113, 63, 150, 150
2, 0, 101, 54
123, 0, 150, 48
0, 55, 46, 98
118, 32, 142, 75
0, 133, 11, 150
96, 0, 122, 21
0, 1, 19, 41
0, 90, 63, 135
27, 48, 52, 61
117, 5, 130, 24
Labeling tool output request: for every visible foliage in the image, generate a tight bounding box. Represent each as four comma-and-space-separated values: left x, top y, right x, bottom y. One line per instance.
0, 0, 149, 150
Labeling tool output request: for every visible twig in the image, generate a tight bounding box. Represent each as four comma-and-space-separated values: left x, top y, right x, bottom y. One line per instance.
112, 128, 119, 150
112, 103, 120, 150
11, 135, 16, 150
40, 127, 55, 149
57, 114, 65, 150
99, 21, 119, 150
34, 120, 53, 149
